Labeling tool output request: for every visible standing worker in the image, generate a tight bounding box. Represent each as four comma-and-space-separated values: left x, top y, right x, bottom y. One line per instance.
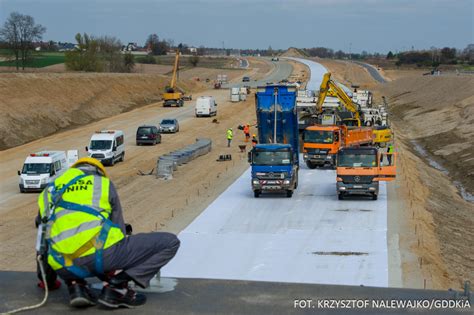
387, 143, 394, 165
35, 158, 180, 309
227, 128, 233, 147
243, 124, 250, 142
251, 134, 258, 147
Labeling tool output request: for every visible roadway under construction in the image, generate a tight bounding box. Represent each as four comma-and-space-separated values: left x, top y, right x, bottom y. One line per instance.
1, 58, 471, 315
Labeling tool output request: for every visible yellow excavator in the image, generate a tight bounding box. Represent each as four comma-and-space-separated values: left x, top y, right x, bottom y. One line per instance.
316, 72, 392, 146
162, 50, 191, 107
317, 72, 361, 126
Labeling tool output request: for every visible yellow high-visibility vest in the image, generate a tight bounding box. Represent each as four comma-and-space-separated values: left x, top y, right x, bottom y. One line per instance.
39, 168, 124, 270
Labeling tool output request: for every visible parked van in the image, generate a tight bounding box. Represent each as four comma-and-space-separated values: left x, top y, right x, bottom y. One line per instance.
86, 130, 125, 166
195, 96, 217, 117
18, 151, 76, 193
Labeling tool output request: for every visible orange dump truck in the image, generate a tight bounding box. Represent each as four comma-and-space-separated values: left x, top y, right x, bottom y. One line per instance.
302, 124, 374, 169
336, 147, 396, 200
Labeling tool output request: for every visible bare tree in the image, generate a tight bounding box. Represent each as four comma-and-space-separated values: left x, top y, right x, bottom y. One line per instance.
0, 12, 46, 70
98, 36, 123, 72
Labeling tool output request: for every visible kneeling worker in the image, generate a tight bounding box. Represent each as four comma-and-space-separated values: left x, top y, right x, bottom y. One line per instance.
36, 157, 180, 309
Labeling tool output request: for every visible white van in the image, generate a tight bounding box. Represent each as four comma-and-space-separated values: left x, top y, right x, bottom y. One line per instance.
18, 151, 75, 193
86, 130, 125, 166
195, 96, 217, 117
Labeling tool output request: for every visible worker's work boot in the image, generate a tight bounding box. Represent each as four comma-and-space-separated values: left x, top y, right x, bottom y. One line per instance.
67, 281, 97, 308
98, 273, 146, 308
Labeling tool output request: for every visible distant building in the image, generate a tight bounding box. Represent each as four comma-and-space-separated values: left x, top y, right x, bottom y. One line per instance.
122, 42, 139, 52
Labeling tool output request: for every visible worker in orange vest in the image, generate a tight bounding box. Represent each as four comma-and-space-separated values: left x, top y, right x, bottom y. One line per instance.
243, 124, 250, 142
251, 134, 258, 147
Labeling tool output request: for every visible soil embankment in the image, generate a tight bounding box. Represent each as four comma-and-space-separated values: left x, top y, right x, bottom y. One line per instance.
379, 76, 474, 289
0, 57, 270, 151
0, 73, 204, 150
378, 76, 474, 196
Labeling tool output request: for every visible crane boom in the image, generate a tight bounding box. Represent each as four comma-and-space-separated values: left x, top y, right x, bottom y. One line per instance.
169, 50, 180, 89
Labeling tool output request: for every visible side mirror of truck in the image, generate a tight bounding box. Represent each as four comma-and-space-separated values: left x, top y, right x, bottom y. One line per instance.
85, 146, 88, 152
17, 170, 21, 176
247, 152, 252, 163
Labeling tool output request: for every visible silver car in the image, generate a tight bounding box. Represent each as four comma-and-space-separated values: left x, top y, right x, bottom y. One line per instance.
159, 119, 180, 133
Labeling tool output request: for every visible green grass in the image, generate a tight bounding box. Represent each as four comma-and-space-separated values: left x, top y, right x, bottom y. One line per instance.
0, 52, 65, 68
137, 55, 232, 69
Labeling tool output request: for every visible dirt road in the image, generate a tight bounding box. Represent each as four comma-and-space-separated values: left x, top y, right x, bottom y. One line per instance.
0, 88, 260, 271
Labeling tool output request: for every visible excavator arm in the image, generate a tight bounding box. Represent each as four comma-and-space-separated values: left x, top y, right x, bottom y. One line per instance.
316, 72, 361, 124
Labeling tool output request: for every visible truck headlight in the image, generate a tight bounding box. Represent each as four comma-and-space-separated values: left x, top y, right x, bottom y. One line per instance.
252, 180, 259, 185
339, 186, 346, 191
368, 187, 376, 191
303, 154, 308, 159
283, 180, 290, 185
41, 178, 48, 184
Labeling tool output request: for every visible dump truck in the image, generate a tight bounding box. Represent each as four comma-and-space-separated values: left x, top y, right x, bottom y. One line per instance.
303, 124, 373, 169
336, 147, 396, 200
248, 85, 299, 198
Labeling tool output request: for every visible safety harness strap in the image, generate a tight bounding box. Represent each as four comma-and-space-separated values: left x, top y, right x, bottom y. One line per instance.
45, 174, 116, 279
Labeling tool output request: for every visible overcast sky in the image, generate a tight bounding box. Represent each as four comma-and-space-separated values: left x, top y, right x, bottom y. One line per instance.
0, 0, 472, 53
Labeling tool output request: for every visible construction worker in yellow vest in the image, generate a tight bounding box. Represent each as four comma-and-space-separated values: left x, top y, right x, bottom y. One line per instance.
36, 157, 180, 309
387, 143, 394, 165
226, 128, 233, 147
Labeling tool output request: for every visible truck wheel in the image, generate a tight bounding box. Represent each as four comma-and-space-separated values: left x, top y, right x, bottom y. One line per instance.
372, 193, 378, 200
286, 190, 293, 198
338, 193, 344, 200
306, 161, 316, 169
254, 190, 261, 198
120, 153, 125, 162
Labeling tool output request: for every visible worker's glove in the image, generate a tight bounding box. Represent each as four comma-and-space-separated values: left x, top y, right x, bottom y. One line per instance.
125, 223, 133, 236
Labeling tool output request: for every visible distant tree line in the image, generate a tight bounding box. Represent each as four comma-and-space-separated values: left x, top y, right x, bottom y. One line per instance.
65, 33, 135, 72
388, 46, 473, 67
